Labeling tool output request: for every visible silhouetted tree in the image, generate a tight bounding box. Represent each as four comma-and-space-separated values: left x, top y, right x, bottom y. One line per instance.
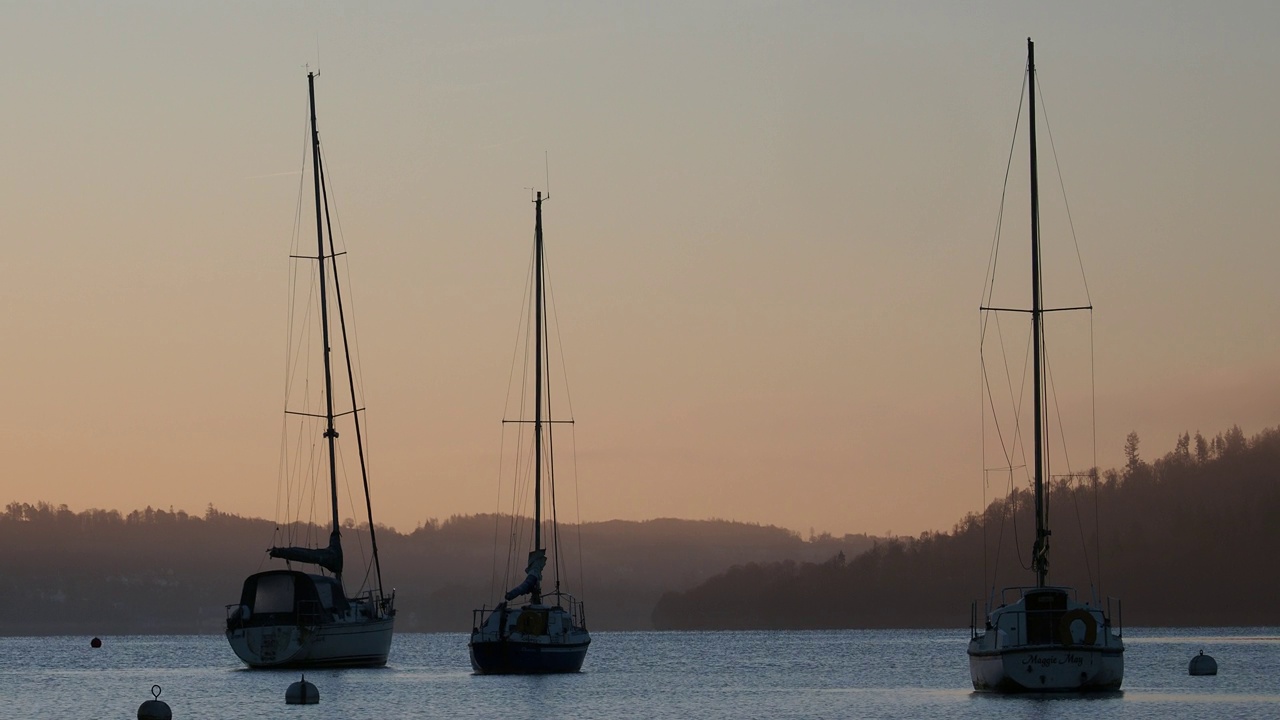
1223, 424, 1247, 456
1123, 431, 1143, 477
1175, 432, 1190, 460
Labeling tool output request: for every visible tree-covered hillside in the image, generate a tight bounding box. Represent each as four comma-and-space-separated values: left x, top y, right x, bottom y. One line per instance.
652, 425, 1280, 629
0, 506, 874, 635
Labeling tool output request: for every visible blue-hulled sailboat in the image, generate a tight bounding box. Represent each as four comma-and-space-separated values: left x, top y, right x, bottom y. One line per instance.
469, 191, 590, 674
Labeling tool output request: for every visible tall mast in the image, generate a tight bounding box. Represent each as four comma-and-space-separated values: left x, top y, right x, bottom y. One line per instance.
1027, 38, 1049, 588
533, 191, 545, 555
308, 72, 343, 559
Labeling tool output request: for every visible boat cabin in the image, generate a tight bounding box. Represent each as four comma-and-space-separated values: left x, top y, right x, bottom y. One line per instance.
227, 570, 348, 629
1021, 588, 1068, 645
473, 599, 587, 641
987, 586, 1102, 648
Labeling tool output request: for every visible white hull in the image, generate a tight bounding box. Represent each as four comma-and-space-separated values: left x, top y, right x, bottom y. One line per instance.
968, 642, 1123, 692
227, 617, 394, 668
968, 587, 1123, 692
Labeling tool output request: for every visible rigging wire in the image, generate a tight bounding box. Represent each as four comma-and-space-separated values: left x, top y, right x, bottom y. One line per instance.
979, 71, 1027, 308
511, 239, 538, 580
1044, 326, 1098, 592
546, 351, 562, 592
1091, 311, 1102, 602
980, 70, 1029, 598
487, 192, 586, 609
554, 293, 587, 598
502, 240, 539, 589
995, 309, 1036, 575
489, 417, 506, 602
1037, 69, 1105, 598
270, 86, 388, 593
317, 140, 383, 592
336, 438, 374, 591
543, 243, 584, 598
544, 244, 586, 596
492, 240, 537, 598
277, 110, 313, 550
571, 424, 587, 601
1034, 71, 1093, 306
982, 55, 1100, 598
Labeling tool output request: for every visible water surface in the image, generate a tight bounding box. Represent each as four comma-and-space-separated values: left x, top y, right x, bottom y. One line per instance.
1, 628, 1275, 718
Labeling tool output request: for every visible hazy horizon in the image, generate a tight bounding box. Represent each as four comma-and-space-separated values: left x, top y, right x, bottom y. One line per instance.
3, 2, 1277, 539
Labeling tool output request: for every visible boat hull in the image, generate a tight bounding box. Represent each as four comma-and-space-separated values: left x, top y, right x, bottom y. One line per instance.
469, 637, 590, 674
227, 617, 394, 669
968, 586, 1124, 693
968, 643, 1123, 693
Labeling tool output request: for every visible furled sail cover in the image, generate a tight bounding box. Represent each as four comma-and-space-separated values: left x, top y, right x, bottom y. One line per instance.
504, 549, 547, 601
269, 529, 344, 575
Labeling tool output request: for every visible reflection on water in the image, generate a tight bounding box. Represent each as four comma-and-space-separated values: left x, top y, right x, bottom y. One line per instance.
0, 628, 1276, 719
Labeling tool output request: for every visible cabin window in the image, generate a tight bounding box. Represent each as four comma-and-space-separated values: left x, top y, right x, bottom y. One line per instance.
516, 610, 549, 636
1024, 591, 1066, 645
1026, 610, 1059, 644
314, 581, 335, 609
253, 574, 295, 614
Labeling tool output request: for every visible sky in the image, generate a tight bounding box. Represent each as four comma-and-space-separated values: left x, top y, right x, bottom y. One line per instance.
2, 1, 1277, 539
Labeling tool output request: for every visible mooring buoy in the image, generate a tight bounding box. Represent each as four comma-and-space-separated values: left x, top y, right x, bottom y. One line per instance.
286, 674, 319, 705
90, 637, 102, 648
1189, 649, 1218, 676
137, 684, 172, 720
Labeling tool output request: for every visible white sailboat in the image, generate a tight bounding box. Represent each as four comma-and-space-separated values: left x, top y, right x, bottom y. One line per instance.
469, 191, 590, 674
225, 72, 395, 668
967, 39, 1124, 693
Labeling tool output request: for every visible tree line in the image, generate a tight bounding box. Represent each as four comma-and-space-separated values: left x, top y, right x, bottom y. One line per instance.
0, 505, 874, 635
652, 424, 1280, 629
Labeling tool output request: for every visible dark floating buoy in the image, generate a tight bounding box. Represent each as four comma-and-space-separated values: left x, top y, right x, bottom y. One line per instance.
286, 674, 320, 705
137, 685, 172, 720
1189, 649, 1218, 676
90, 637, 102, 648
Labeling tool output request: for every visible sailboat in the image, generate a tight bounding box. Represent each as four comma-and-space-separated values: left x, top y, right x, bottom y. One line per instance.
966, 39, 1124, 693
225, 72, 395, 668
469, 191, 591, 674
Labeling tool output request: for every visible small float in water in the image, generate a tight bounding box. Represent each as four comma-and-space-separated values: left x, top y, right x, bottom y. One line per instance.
286, 674, 320, 704
137, 685, 171, 720
1189, 650, 1218, 676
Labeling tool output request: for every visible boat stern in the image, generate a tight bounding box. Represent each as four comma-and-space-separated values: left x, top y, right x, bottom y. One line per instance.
968, 588, 1124, 692
469, 602, 590, 674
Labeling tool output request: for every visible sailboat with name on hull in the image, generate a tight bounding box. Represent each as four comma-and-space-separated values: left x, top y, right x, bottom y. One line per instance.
469, 190, 590, 675
966, 38, 1124, 693
225, 72, 395, 669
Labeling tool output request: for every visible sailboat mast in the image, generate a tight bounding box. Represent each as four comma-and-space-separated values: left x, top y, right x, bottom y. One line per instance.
308, 72, 343, 549
1027, 38, 1049, 588
533, 191, 545, 554
317, 153, 383, 593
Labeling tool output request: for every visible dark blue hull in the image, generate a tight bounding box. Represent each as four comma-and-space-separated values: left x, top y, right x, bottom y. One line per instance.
469, 638, 589, 674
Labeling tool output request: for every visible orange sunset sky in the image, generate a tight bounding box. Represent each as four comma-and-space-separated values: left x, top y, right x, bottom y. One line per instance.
2, 2, 1277, 538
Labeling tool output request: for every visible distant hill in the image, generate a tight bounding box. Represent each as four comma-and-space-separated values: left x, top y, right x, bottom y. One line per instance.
0, 507, 875, 635
652, 425, 1280, 629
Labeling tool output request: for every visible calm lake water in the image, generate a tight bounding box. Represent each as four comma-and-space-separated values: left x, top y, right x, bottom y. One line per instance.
1, 628, 1276, 719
